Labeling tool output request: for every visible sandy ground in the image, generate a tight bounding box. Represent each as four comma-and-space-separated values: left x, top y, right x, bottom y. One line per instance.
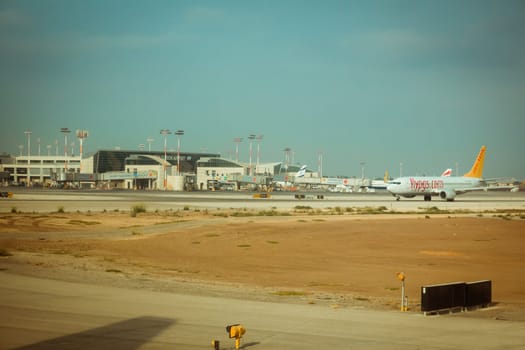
1, 209, 524, 321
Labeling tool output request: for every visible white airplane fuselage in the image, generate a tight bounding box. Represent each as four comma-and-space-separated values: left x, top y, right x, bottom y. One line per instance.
387, 176, 483, 201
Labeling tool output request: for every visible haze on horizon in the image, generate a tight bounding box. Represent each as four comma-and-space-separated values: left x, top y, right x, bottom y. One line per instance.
1, 1, 524, 179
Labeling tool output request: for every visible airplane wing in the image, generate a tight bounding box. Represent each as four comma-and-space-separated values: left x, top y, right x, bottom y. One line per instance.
453, 185, 518, 194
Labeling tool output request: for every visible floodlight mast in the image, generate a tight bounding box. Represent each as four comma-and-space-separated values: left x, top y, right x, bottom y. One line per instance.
256, 135, 263, 173
233, 138, 243, 163
248, 134, 255, 175
175, 130, 184, 175
76, 130, 89, 173
318, 151, 323, 178
60, 128, 71, 171
160, 129, 172, 190
146, 138, 154, 152
24, 130, 32, 187
283, 147, 291, 172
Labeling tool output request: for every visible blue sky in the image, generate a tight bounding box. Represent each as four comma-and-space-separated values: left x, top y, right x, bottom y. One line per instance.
1, 0, 524, 179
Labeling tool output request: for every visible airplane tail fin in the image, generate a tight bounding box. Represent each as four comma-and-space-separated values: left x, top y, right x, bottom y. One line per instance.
441, 168, 452, 177
463, 146, 486, 178
296, 165, 307, 178
383, 170, 389, 183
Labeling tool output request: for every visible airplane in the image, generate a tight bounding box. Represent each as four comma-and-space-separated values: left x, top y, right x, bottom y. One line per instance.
272, 165, 308, 190
296, 164, 307, 178
371, 168, 450, 191
370, 171, 390, 190
386, 146, 508, 201
441, 168, 452, 177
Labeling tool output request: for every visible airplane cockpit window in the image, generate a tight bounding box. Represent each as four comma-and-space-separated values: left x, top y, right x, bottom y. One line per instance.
388, 181, 401, 185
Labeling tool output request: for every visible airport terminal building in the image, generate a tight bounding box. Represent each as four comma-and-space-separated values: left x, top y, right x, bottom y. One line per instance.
1, 149, 290, 191
0, 149, 227, 190
1, 149, 370, 191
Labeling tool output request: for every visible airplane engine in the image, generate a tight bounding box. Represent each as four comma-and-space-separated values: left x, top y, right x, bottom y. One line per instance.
439, 190, 456, 201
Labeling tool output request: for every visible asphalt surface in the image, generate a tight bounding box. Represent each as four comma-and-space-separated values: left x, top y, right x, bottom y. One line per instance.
1, 189, 525, 349
1, 188, 525, 212
1, 272, 524, 350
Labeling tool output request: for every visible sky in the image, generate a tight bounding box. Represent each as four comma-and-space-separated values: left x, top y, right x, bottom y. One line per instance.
1, 0, 524, 179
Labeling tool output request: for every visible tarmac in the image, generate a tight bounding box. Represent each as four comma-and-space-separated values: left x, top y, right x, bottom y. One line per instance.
2, 272, 524, 350
1, 189, 524, 349
1, 188, 525, 213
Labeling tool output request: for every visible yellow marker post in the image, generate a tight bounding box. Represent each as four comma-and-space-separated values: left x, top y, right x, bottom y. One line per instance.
226, 324, 246, 350
396, 272, 408, 311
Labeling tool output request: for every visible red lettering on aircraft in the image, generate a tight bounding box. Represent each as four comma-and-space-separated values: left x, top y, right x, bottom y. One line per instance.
409, 178, 444, 191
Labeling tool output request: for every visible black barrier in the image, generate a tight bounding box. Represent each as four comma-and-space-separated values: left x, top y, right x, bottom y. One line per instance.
421, 280, 492, 314
465, 280, 492, 308
421, 282, 466, 313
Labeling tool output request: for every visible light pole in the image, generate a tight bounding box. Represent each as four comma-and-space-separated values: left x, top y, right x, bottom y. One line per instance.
55, 139, 59, 157
37, 137, 41, 156
283, 147, 291, 172
399, 162, 403, 178
146, 137, 154, 152
256, 135, 263, 173
160, 129, 171, 190
76, 130, 89, 173
24, 130, 32, 186
175, 130, 184, 176
318, 151, 323, 178
360, 161, 366, 188
46, 145, 51, 156
248, 134, 255, 175
60, 128, 71, 171
233, 138, 243, 163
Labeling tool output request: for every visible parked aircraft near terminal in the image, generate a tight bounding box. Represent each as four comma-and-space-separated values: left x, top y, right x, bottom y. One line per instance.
386, 146, 512, 201
370, 171, 390, 190
273, 165, 308, 190
441, 168, 452, 177
296, 165, 307, 178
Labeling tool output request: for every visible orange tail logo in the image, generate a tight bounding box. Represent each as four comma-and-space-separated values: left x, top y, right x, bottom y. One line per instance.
463, 146, 486, 178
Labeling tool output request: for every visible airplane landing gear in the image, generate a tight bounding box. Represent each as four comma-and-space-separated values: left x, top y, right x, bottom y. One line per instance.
396, 196, 400, 201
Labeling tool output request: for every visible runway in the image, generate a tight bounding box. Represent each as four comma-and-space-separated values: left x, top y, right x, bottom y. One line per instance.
1, 272, 524, 350
1, 188, 524, 213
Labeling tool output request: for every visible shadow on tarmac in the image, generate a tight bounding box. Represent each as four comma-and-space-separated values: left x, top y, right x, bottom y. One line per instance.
14, 316, 175, 350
